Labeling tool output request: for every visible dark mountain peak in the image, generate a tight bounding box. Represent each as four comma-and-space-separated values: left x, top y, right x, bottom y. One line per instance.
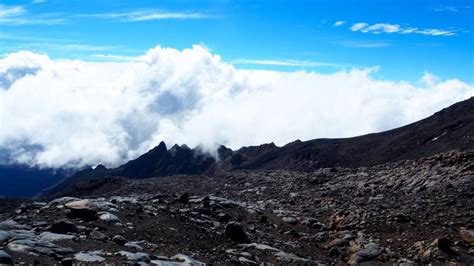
154, 141, 168, 153
169, 144, 191, 153
217, 145, 233, 161
284, 139, 302, 147
93, 164, 107, 171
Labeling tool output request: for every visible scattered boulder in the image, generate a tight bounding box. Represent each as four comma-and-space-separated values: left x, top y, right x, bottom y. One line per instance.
66, 209, 97, 221
151, 254, 205, 265
115, 251, 149, 262
0, 220, 28, 230
434, 238, 452, 253
65, 200, 98, 221
0, 230, 12, 244
348, 243, 383, 264
38, 232, 75, 242
225, 222, 250, 243
7, 239, 74, 255
65, 199, 95, 210
74, 251, 106, 263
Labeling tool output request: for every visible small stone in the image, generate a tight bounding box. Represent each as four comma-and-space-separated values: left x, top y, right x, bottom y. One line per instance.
282, 217, 298, 224
459, 228, 474, 244
90, 229, 107, 241
289, 192, 299, 198
468, 247, 474, 255
113, 235, 127, 246
99, 212, 121, 223
239, 256, 257, 264
329, 238, 349, 247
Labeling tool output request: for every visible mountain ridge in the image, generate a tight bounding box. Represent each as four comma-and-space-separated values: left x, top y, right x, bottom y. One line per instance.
41, 96, 474, 196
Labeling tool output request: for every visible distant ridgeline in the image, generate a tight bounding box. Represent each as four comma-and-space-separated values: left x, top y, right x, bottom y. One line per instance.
0, 165, 72, 197
3, 97, 474, 197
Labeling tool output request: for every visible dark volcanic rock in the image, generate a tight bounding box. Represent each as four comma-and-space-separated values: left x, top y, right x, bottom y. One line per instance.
177, 192, 189, 204
0, 250, 13, 265
49, 220, 78, 234
112, 235, 127, 246
66, 209, 97, 221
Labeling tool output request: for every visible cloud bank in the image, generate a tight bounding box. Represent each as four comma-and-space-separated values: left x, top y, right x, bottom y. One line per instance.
1, 45, 473, 168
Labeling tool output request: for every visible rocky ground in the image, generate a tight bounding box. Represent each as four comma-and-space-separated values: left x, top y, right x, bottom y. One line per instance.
0, 151, 473, 265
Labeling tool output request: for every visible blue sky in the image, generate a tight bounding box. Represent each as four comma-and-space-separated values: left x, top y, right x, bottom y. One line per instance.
1, 0, 473, 82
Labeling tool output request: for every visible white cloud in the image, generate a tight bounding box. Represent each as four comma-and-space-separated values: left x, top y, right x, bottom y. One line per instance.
361, 23, 400, 33
0, 4, 26, 18
350, 22, 368, 31
335, 40, 391, 48
231, 59, 346, 68
416, 29, 456, 36
0, 3, 64, 25
350, 22, 458, 36
420, 71, 440, 87
334, 20, 345, 27
1, 45, 473, 168
434, 5, 472, 12
83, 9, 212, 22
31, 0, 46, 4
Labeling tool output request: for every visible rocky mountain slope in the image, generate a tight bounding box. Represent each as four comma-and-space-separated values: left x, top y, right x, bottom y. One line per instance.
0, 97, 473, 264
0, 150, 472, 264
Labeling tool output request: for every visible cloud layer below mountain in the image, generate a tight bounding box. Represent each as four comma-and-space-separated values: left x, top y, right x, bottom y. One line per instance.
1, 45, 473, 168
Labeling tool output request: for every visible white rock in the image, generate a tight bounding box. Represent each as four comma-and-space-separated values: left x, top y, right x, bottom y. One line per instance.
75, 252, 106, 263
99, 212, 121, 223
38, 232, 75, 242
